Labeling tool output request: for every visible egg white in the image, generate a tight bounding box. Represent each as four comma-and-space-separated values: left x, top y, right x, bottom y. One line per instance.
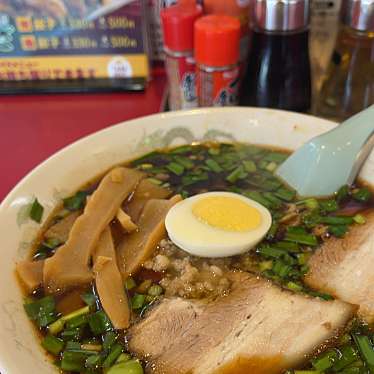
165, 191, 272, 258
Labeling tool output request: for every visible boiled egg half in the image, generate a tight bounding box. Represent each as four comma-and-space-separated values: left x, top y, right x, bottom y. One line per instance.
165, 191, 272, 258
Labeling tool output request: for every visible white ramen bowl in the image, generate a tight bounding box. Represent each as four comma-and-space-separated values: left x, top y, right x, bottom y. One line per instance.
1, 107, 374, 374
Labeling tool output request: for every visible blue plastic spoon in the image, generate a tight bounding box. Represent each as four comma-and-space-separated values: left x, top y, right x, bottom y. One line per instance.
276, 105, 374, 197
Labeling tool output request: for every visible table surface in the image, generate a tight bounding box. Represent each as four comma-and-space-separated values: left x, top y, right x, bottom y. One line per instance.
0, 74, 166, 201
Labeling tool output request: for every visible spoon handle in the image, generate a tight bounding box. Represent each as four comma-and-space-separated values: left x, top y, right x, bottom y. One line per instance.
325, 105, 374, 186
331, 104, 374, 143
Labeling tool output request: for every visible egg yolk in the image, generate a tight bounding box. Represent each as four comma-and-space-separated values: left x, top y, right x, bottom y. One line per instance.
192, 196, 262, 232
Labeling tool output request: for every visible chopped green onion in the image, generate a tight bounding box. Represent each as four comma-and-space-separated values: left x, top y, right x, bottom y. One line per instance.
309, 290, 334, 300
320, 199, 339, 212
265, 152, 288, 163
48, 320, 68, 336
208, 147, 220, 155
103, 343, 123, 368
42, 335, 64, 355
353, 214, 366, 224
107, 360, 144, 374
319, 216, 354, 225
286, 281, 303, 292
259, 260, 273, 271
272, 260, 291, 277
85, 354, 103, 369
284, 228, 318, 246
273, 241, 300, 253
297, 253, 311, 265
148, 285, 163, 296
302, 213, 321, 228
145, 295, 158, 304
116, 353, 131, 363
65, 314, 87, 329
352, 188, 372, 203
336, 185, 350, 202
64, 307, 91, 321
274, 188, 296, 202
42, 237, 62, 249
266, 222, 279, 240
88, 311, 112, 335
138, 163, 153, 170
166, 162, 184, 176
174, 156, 194, 169
242, 160, 257, 173
131, 294, 146, 310
261, 178, 282, 191
205, 159, 223, 173
49, 305, 90, 335
257, 245, 285, 259
24, 296, 56, 328
266, 161, 278, 172
182, 173, 208, 186
329, 225, 348, 238
103, 331, 117, 352
125, 277, 136, 290
311, 350, 338, 370
30, 198, 44, 223
302, 198, 319, 210
353, 334, 374, 370
81, 343, 102, 352
337, 367, 361, 374
146, 178, 162, 185
332, 345, 358, 371
61, 351, 90, 372
63, 191, 88, 211
287, 226, 307, 234
81, 292, 97, 308
244, 191, 271, 209
60, 328, 82, 341
263, 192, 283, 209
258, 160, 269, 170
281, 253, 297, 265
131, 150, 159, 164
65, 340, 81, 351
170, 145, 192, 154
226, 165, 247, 183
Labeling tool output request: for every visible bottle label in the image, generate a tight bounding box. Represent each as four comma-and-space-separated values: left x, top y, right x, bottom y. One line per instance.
165, 54, 197, 110
197, 66, 240, 107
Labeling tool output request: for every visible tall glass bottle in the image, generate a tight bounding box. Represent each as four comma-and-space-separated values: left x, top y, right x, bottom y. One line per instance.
315, 0, 374, 121
240, 0, 312, 112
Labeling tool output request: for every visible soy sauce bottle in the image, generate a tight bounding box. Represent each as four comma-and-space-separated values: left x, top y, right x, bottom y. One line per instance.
241, 0, 312, 112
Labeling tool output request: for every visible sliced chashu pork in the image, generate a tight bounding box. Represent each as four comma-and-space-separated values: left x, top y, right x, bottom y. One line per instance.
118, 195, 181, 278
129, 272, 354, 374
305, 210, 374, 323
93, 227, 131, 329
43, 167, 144, 293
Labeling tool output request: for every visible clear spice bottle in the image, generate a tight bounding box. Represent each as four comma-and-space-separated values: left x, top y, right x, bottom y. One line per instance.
161, 3, 202, 110
315, 0, 374, 121
240, 0, 312, 112
194, 15, 241, 107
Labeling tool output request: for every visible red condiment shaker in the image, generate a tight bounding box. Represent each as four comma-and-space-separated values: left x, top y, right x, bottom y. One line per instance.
194, 15, 241, 107
161, 3, 203, 110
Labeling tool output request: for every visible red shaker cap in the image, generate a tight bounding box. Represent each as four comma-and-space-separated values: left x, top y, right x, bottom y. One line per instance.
161, 3, 203, 52
194, 15, 241, 67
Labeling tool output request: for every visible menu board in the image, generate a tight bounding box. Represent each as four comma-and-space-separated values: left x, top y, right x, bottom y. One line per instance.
0, 0, 149, 93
